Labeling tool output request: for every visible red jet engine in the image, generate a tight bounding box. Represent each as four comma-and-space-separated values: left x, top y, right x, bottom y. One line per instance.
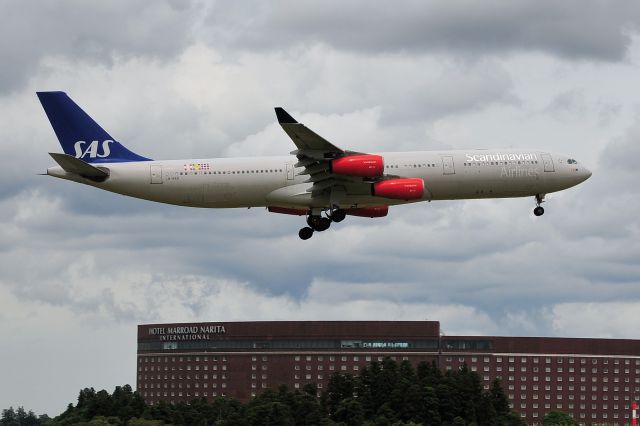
373, 178, 424, 200
331, 154, 384, 177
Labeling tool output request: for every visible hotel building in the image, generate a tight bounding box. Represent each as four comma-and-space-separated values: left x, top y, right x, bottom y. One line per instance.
137, 321, 640, 425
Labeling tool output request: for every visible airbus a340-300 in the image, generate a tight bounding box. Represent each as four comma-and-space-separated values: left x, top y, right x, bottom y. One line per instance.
38, 92, 591, 240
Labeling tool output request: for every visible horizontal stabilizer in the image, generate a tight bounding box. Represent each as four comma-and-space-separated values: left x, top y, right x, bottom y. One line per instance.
49, 153, 110, 182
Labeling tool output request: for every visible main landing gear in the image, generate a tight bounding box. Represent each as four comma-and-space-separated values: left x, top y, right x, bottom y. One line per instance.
533, 194, 545, 216
298, 208, 346, 240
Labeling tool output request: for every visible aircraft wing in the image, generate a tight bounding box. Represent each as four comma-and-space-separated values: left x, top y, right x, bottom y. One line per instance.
275, 108, 376, 198
275, 107, 344, 155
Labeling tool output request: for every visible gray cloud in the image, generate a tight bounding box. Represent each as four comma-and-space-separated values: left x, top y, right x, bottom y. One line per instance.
203, 1, 640, 61
0, 0, 198, 93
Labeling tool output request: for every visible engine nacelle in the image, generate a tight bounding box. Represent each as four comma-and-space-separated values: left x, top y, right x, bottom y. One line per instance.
268, 206, 309, 216
331, 154, 384, 177
346, 206, 388, 218
373, 178, 424, 200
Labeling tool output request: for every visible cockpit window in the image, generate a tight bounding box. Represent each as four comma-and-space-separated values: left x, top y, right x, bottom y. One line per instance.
567, 159, 578, 164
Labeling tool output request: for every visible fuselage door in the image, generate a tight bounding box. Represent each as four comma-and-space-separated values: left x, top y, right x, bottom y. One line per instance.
441, 155, 455, 175
541, 154, 555, 172
286, 164, 295, 180
150, 165, 163, 184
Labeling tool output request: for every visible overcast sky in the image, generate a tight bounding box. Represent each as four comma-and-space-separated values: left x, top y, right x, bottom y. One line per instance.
1, 0, 640, 416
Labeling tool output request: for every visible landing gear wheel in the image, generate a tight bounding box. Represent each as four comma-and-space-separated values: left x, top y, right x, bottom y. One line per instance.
315, 217, 331, 231
299, 227, 314, 240
307, 216, 331, 232
330, 209, 346, 223
533, 206, 544, 216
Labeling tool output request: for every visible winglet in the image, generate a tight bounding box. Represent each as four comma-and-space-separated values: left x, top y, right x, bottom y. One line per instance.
275, 107, 297, 124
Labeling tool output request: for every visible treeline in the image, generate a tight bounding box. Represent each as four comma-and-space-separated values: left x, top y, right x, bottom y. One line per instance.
0, 407, 49, 426
5, 359, 527, 426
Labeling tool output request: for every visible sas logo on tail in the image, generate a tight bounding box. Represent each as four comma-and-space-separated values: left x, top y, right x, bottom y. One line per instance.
74, 140, 114, 159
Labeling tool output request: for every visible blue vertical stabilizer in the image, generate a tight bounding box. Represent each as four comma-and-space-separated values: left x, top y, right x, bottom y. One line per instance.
37, 91, 151, 163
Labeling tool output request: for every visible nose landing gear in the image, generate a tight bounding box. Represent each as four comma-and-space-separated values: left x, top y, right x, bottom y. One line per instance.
533, 194, 545, 216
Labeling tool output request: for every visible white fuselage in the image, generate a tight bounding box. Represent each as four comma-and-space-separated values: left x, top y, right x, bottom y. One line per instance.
47, 150, 592, 210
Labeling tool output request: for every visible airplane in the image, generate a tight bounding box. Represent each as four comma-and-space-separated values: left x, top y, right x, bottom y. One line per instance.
37, 91, 592, 240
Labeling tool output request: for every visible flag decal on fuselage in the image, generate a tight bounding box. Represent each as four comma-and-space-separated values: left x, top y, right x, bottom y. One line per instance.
183, 163, 211, 171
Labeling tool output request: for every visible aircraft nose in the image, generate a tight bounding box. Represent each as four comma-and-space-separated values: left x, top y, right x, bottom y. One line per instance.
579, 167, 592, 183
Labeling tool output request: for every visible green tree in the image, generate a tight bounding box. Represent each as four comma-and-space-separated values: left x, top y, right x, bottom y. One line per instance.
541, 411, 578, 426
291, 390, 323, 425
418, 385, 441, 426
474, 393, 497, 426
34, 369, 526, 426
333, 397, 364, 426
324, 373, 356, 418
246, 401, 294, 426
128, 419, 165, 426
1, 407, 17, 426
452, 416, 466, 426
488, 379, 510, 417
1, 406, 46, 426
